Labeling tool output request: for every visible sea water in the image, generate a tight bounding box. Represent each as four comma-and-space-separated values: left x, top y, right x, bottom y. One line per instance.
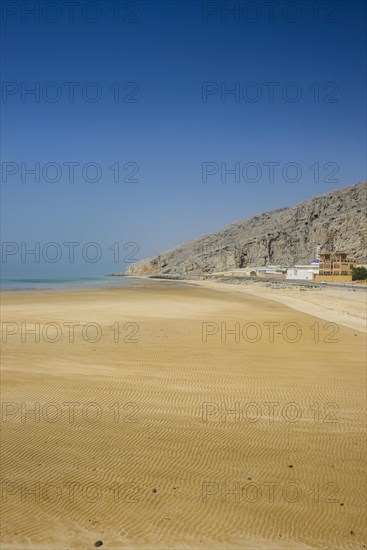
0, 276, 187, 292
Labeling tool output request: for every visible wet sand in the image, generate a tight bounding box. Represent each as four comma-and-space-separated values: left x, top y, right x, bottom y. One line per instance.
1, 283, 366, 549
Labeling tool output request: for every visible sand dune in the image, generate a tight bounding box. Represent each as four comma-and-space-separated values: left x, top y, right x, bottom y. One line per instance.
1, 284, 366, 549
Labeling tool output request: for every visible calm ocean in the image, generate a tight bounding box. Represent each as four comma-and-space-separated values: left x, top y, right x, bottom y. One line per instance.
0, 276, 137, 292
0, 276, 186, 292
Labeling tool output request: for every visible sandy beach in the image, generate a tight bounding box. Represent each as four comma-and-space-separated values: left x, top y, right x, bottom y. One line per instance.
184, 279, 367, 333
1, 281, 366, 549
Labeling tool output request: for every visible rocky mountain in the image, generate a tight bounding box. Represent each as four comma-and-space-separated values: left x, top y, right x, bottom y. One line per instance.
126, 182, 367, 276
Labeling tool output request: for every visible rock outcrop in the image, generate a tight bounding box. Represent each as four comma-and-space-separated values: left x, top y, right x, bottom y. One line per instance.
126, 182, 367, 276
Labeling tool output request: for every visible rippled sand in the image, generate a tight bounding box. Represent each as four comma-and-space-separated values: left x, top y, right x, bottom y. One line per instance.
1, 284, 366, 549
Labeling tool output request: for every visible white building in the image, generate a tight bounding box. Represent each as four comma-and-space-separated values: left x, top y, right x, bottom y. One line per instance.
286, 261, 319, 281
256, 265, 287, 276
221, 265, 287, 277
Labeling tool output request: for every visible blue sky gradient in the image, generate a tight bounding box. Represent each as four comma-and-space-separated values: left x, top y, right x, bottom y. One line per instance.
1, 0, 366, 276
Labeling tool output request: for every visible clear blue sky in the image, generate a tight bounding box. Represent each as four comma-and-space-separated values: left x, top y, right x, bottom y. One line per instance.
1, 0, 366, 277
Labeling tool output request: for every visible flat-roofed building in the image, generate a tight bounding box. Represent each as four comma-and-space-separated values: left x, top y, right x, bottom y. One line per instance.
286, 261, 319, 280
319, 252, 356, 276
255, 266, 288, 279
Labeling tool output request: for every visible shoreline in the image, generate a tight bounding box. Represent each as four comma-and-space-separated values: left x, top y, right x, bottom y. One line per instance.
2, 274, 366, 332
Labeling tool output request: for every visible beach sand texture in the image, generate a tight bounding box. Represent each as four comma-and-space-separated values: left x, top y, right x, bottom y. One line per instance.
1, 284, 366, 549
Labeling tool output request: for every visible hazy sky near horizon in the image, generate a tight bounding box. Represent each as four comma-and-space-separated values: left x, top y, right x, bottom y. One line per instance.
1, 0, 366, 276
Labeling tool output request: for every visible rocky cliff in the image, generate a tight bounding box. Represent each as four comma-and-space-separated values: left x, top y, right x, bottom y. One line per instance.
127, 182, 367, 276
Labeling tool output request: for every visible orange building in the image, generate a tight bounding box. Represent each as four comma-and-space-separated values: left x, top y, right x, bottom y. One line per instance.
318, 252, 356, 276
